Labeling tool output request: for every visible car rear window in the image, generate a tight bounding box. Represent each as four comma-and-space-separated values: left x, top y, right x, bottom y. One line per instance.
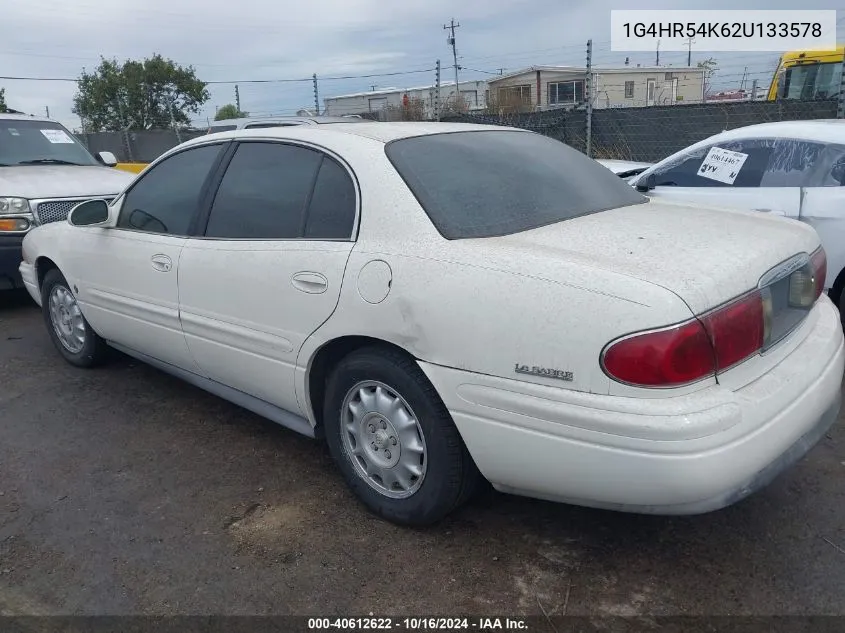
384, 130, 646, 239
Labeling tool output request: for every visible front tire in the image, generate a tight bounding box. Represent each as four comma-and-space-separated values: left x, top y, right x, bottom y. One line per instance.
323, 346, 480, 526
41, 268, 110, 368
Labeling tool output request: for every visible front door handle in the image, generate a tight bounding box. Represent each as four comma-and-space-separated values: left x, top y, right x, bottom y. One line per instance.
151, 254, 172, 272
292, 272, 328, 294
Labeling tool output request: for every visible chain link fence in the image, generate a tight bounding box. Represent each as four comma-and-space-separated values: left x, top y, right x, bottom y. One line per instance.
444, 98, 838, 163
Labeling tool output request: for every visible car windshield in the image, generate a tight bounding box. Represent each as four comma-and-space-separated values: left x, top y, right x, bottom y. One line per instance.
0, 119, 99, 166
783, 61, 842, 100
385, 130, 647, 239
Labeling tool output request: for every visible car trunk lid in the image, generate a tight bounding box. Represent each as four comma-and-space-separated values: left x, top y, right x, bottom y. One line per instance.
481, 199, 821, 315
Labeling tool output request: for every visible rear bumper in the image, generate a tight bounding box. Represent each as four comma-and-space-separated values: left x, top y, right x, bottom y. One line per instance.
0, 234, 25, 291
419, 296, 845, 514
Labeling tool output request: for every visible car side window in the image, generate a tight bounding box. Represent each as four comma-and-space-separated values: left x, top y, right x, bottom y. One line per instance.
304, 156, 357, 239
117, 144, 223, 235
753, 139, 823, 187
811, 143, 845, 187
204, 142, 357, 240
650, 138, 824, 189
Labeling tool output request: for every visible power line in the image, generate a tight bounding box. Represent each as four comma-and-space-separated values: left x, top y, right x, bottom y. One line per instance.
0, 67, 436, 84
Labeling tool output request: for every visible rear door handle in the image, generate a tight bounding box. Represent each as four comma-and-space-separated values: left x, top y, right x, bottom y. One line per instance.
151, 254, 172, 272
292, 272, 328, 294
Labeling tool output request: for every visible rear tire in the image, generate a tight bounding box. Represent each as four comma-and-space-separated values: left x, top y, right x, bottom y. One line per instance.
41, 269, 110, 368
323, 345, 481, 526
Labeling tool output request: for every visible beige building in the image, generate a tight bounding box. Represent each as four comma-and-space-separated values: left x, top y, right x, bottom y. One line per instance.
487, 65, 706, 111
323, 80, 489, 119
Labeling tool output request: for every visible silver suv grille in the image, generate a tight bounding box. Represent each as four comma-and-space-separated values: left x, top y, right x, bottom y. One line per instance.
35, 198, 114, 225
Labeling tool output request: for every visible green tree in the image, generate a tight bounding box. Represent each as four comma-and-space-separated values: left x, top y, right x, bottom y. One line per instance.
697, 57, 718, 96
215, 103, 248, 120
72, 54, 210, 132
0, 88, 7, 113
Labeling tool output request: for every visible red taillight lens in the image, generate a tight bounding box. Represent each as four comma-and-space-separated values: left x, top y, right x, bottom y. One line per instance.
811, 247, 826, 301
700, 290, 764, 372
602, 290, 766, 388
602, 320, 715, 387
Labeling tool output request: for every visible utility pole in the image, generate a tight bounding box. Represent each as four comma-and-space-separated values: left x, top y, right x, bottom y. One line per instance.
313, 74, 319, 115
435, 59, 441, 121
444, 18, 461, 108
656, 39, 660, 66
234, 84, 241, 112
44, 106, 50, 118
686, 37, 695, 66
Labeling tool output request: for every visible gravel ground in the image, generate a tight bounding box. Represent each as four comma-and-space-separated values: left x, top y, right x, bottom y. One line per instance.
2, 288, 845, 618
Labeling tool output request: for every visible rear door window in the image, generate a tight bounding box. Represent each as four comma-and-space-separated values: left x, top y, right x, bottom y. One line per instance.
205, 142, 322, 239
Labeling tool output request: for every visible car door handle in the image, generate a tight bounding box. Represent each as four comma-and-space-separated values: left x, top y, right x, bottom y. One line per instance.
291, 272, 328, 294
151, 254, 172, 272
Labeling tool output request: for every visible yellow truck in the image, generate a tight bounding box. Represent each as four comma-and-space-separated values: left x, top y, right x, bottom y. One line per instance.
768, 46, 844, 101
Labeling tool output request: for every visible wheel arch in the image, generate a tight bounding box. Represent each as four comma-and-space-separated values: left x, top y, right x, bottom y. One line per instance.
304, 335, 420, 438
34, 255, 60, 291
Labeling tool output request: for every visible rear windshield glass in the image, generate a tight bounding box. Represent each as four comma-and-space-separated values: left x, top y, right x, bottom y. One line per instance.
385, 130, 646, 239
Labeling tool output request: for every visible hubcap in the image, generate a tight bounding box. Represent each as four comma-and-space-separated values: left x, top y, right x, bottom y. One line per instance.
48, 285, 86, 354
340, 381, 427, 499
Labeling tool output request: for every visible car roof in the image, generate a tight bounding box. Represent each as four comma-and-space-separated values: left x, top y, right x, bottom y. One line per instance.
0, 113, 57, 124
690, 119, 845, 147
188, 121, 522, 147
209, 115, 366, 127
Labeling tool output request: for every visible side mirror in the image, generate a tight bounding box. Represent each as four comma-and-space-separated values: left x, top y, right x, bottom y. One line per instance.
68, 199, 110, 227
96, 151, 118, 167
635, 173, 656, 192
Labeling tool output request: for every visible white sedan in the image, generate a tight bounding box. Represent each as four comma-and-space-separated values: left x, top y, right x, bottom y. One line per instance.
631, 120, 845, 316
18, 122, 844, 526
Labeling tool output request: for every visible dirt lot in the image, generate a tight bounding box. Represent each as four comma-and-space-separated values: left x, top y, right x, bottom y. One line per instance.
2, 289, 845, 617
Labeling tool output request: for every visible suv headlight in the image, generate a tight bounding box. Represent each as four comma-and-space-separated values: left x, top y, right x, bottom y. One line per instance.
0, 197, 30, 214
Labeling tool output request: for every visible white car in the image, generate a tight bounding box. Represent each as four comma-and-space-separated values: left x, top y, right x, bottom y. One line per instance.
18, 122, 844, 526
631, 120, 845, 316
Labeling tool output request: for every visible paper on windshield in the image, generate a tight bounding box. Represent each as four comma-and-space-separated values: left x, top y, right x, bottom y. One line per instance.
40, 129, 75, 144
697, 146, 748, 185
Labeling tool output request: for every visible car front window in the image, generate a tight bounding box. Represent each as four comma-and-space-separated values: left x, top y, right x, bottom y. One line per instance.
0, 119, 99, 166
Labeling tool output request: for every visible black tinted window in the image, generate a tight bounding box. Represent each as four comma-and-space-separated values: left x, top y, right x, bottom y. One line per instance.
385, 130, 645, 239
205, 142, 322, 239
305, 157, 356, 239
117, 144, 222, 235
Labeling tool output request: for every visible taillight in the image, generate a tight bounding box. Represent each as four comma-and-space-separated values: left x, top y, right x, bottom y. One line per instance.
601, 320, 715, 388
602, 290, 765, 388
700, 290, 764, 372
602, 250, 827, 389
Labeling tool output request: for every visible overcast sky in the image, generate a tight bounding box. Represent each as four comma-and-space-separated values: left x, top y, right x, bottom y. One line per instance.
2, 0, 843, 129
